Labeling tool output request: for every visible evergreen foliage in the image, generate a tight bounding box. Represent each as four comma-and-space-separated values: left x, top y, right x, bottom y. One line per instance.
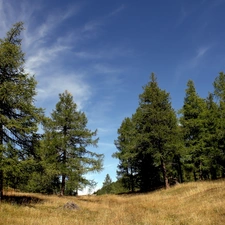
42, 91, 104, 195
206, 93, 224, 178
137, 73, 179, 189
96, 178, 129, 195
113, 117, 138, 192
179, 80, 207, 180
102, 174, 113, 193
114, 73, 225, 192
0, 22, 43, 200
114, 74, 180, 191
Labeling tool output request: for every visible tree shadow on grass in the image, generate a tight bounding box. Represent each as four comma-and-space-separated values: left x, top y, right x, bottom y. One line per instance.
2, 195, 44, 206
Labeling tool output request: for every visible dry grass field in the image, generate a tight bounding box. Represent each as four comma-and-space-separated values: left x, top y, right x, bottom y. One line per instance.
0, 179, 225, 225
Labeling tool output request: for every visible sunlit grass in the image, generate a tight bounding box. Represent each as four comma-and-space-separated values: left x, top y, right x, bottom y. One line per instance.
1, 179, 225, 225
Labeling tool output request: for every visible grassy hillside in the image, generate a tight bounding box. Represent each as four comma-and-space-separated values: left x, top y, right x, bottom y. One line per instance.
0, 179, 225, 225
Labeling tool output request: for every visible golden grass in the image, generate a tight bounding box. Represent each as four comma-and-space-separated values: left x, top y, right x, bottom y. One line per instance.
1, 180, 225, 225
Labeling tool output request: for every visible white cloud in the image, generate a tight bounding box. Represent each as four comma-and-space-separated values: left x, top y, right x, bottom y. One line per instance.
31, 4, 79, 39
25, 45, 70, 75
108, 4, 125, 17
36, 72, 91, 110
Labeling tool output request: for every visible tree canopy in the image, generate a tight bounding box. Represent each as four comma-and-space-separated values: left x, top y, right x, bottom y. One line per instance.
0, 22, 43, 200
114, 73, 225, 192
42, 91, 103, 195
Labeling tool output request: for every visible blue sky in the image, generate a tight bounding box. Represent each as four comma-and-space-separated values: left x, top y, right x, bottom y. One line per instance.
1, 0, 225, 194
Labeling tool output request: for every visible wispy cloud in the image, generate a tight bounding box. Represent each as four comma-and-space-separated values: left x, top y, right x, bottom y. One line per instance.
196, 46, 210, 59
108, 4, 125, 17
83, 20, 103, 33
25, 44, 70, 75
81, 4, 125, 37
36, 71, 91, 111
174, 45, 212, 83
189, 46, 211, 68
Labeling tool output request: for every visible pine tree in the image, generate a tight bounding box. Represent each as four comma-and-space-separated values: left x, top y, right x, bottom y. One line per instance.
102, 174, 112, 194
0, 22, 43, 200
202, 93, 223, 179
43, 91, 103, 195
23, 134, 61, 194
114, 73, 179, 190
136, 73, 178, 189
179, 80, 207, 181
113, 116, 138, 192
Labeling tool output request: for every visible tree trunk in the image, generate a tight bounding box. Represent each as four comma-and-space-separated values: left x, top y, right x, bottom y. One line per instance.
177, 156, 183, 183
161, 158, 170, 189
0, 170, 3, 202
60, 127, 67, 196
193, 170, 197, 181
60, 174, 66, 196
199, 161, 203, 180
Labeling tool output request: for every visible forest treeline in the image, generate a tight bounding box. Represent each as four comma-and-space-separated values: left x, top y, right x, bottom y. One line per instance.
112, 72, 225, 193
1, 22, 225, 199
0, 22, 103, 200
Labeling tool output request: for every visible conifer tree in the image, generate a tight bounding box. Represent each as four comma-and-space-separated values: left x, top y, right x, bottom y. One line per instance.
114, 73, 179, 190
179, 80, 207, 180
0, 22, 43, 200
203, 93, 222, 179
128, 109, 162, 191
102, 174, 113, 194
136, 73, 178, 189
114, 117, 138, 192
43, 91, 103, 195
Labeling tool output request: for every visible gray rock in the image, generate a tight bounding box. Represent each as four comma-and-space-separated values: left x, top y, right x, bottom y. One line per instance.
63, 201, 79, 210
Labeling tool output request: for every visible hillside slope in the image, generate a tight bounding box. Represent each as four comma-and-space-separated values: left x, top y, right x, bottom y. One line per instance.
1, 180, 225, 225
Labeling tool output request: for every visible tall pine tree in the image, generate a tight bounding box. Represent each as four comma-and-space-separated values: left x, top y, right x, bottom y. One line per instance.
0, 22, 43, 200
43, 91, 103, 195
202, 93, 222, 179
179, 80, 207, 181
114, 73, 179, 190
137, 73, 178, 189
